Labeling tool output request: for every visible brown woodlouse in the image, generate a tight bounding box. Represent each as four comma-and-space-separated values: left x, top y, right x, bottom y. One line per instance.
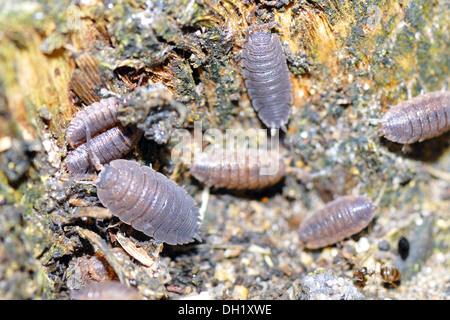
297, 195, 376, 249
96, 159, 202, 245
65, 126, 142, 177
242, 22, 292, 135
379, 91, 450, 144
66, 97, 119, 148
190, 147, 286, 190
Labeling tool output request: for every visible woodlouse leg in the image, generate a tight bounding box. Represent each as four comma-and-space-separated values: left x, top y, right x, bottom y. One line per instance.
236, 28, 250, 44
136, 73, 145, 87
72, 174, 99, 185
82, 117, 103, 172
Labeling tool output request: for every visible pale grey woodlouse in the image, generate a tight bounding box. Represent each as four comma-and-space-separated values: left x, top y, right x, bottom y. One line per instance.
190, 147, 286, 190
65, 97, 200, 245
379, 91, 450, 144
64, 97, 142, 177
65, 126, 142, 177
242, 22, 292, 135
297, 195, 376, 249
96, 159, 202, 245
66, 97, 119, 148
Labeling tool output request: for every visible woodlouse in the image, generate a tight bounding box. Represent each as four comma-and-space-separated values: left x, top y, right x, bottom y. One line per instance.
379, 91, 450, 144
297, 195, 376, 249
65, 126, 142, 177
190, 147, 286, 190
242, 22, 292, 134
96, 159, 202, 245
66, 97, 119, 148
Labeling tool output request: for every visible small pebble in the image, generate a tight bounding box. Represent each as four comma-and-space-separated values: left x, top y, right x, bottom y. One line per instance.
378, 240, 390, 251
232, 285, 248, 300
355, 237, 370, 253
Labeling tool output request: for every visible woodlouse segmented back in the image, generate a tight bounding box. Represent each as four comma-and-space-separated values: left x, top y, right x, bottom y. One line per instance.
242, 23, 292, 133
379, 91, 450, 144
190, 147, 286, 190
297, 195, 376, 249
96, 159, 202, 245
66, 97, 119, 148
65, 126, 142, 177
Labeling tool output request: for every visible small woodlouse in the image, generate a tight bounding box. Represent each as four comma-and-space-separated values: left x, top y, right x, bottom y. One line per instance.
297, 195, 376, 249
96, 159, 202, 245
65, 126, 142, 177
242, 22, 292, 134
190, 147, 286, 190
379, 91, 450, 144
66, 97, 119, 148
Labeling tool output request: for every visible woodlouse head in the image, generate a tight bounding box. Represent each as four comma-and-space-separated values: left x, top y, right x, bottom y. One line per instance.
96, 164, 117, 189
249, 29, 272, 45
